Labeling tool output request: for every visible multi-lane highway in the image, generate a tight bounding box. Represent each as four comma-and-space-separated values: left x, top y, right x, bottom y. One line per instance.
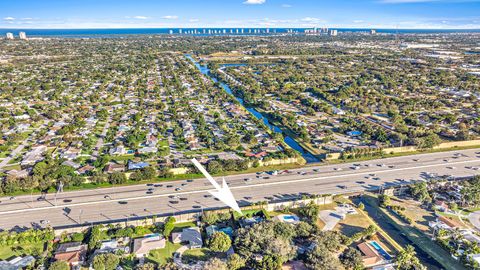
1, 149, 479, 230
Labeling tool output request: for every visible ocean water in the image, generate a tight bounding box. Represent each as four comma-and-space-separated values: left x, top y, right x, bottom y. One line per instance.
0, 28, 479, 38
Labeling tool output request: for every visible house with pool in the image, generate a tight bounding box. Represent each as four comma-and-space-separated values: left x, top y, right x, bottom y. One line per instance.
274, 214, 300, 224
357, 240, 393, 268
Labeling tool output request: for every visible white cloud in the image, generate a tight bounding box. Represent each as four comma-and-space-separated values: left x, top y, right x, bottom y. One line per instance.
133, 16, 149, 19
243, 0, 266, 4
189, 18, 200, 22
3, 17, 15, 21
353, 20, 365, 23
162, 15, 178, 20
301, 17, 322, 22
281, 4, 292, 7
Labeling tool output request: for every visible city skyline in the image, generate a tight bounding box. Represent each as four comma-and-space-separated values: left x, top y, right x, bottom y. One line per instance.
1, 0, 480, 29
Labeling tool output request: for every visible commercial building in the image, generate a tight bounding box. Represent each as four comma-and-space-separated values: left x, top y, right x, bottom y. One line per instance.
329, 29, 338, 36
19, 32, 27, 40
6, 32, 14, 40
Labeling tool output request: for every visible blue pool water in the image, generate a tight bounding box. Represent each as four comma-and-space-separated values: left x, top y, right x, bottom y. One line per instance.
283, 215, 297, 221
369, 241, 392, 260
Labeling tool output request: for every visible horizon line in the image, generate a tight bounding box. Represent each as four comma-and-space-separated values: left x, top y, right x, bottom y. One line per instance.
1, 26, 480, 31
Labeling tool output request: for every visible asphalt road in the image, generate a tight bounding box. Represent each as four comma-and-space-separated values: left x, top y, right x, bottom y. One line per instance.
468, 211, 480, 230
1, 148, 479, 231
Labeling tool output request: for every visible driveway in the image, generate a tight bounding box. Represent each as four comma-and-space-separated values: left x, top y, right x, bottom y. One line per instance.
319, 210, 343, 231
319, 205, 357, 231
173, 245, 204, 270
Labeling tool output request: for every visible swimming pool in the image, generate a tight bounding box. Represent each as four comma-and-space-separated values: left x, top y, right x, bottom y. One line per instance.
369, 241, 392, 260
282, 215, 299, 222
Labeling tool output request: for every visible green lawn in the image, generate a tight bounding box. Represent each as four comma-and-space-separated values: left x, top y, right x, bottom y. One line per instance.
147, 241, 182, 266
0, 242, 45, 260
2, 164, 21, 171
173, 221, 197, 232
182, 248, 214, 263
335, 211, 373, 237
110, 154, 135, 162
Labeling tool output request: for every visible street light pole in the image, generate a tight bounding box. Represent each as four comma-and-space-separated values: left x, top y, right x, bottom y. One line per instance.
112, 182, 115, 199
79, 209, 83, 224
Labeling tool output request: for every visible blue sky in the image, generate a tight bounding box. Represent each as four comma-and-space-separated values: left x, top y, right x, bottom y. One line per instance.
1, 0, 479, 29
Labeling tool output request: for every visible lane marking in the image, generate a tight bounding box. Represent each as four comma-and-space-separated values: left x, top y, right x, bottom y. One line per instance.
0, 158, 478, 216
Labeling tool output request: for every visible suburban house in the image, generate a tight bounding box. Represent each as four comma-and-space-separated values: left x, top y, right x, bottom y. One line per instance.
109, 145, 126, 155
429, 216, 463, 232
132, 234, 166, 258
21, 145, 47, 166
357, 242, 384, 267
77, 165, 94, 175
103, 163, 125, 173
54, 242, 88, 267
171, 227, 203, 249
127, 160, 150, 170
0, 256, 35, 270
433, 200, 449, 212
94, 238, 131, 255
238, 216, 263, 228
5, 169, 29, 179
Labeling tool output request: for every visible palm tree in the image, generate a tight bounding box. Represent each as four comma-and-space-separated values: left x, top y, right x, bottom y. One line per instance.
395, 245, 426, 270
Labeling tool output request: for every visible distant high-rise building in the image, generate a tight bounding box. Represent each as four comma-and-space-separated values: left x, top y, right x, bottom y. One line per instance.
169, 30, 173, 34
6, 32, 14, 40
19, 32, 27, 40
329, 29, 338, 36
179, 29, 183, 34
370, 29, 376, 35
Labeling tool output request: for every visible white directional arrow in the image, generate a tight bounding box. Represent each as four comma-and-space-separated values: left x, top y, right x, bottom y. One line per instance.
191, 158, 243, 214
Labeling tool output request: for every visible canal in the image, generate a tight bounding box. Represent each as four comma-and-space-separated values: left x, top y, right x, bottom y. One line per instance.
185, 54, 319, 163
